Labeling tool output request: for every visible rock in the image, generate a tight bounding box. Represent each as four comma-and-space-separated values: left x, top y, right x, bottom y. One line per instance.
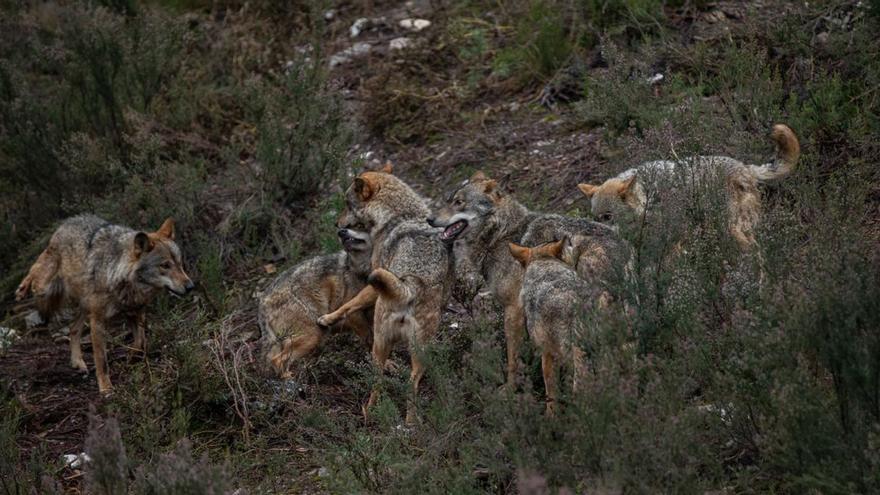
264, 263, 277, 274
61, 452, 91, 469
647, 73, 664, 85
329, 42, 372, 68
0, 327, 18, 351
389, 37, 412, 51
323, 9, 335, 21
399, 18, 431, 31
350, 17, 369, 38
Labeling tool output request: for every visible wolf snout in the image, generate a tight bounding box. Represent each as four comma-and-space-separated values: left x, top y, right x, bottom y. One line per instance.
337, 228, 348, 237
184, 279, 195, 293
426, 216, 438, 227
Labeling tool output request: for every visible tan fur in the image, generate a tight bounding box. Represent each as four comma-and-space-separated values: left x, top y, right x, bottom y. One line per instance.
15, 215, 193, 394
578, 124, 800, 250
430, 171, 624, 388
258, 235, 373, 378
510, 238, 601, 414
319, 172, 453, 424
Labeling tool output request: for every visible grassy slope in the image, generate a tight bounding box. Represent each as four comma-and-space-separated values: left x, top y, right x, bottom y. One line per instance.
2, 0, 880, 493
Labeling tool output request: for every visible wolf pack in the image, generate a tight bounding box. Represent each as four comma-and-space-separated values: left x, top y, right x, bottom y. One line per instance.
14, 124, 800, 420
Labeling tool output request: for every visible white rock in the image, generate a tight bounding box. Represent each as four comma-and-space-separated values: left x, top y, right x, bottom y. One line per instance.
647, 73, 664, 85
329, 42, 372, 67
350, 17, 369, 38
0, 327, 18, 351
449, 322, 460, 329
399, 18, 431, 31
323, 9, 335, 20
389, 37, 412, 51
62, 452, 91, 469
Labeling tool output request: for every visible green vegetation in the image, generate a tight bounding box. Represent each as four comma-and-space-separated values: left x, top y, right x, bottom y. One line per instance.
1, 0, 879, 493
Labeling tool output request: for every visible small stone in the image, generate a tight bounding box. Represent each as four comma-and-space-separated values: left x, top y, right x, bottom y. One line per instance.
350, 18, 369, 38
389, 37, 412, 51
323, 9, 335, 20
647, 73, 664, 85
399, 18, 431, 31
264, 264, 277, 274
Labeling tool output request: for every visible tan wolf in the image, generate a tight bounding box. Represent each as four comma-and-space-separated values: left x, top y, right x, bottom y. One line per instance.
509, 238, 603, 414
577, 124, 800, 250
258, 223, 373, 378
428, 171, 624, 388
317, 170, 454, 423
15, 215, 194, 394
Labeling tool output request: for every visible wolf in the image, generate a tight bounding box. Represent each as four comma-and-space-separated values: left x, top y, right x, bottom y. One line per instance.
509, 238, 602, 414
316, 169, 453, 423
258, 224, 373, 378
577, 124, 800, 250
428, 171, 624, 388
14, 215, 194, 394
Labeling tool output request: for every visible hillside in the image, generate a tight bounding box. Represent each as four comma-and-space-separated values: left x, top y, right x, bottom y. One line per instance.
2, 0, 879, 493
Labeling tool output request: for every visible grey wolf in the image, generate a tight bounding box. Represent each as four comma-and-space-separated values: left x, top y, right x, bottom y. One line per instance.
428, 171, 623, 388
258, 224, 373, 378
317, 169, 454, 423
577, 124, 800, 249
15, 215, 193, 394
509, 238, 602, 414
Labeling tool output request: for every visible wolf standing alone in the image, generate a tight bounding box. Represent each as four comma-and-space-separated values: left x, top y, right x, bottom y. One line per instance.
15, 215, 194, 394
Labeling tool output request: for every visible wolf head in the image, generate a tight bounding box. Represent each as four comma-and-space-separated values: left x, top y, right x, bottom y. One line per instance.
577, 175, 642, 225
428, 171, 503, 244
338, 164, 430, 235
508, 238, 567, 267
133, 218, 194, 296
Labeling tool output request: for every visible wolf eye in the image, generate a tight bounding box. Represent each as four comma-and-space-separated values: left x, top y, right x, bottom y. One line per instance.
598, 213, 613, 222
453, 199, 463, 207
161, 261, 174, 269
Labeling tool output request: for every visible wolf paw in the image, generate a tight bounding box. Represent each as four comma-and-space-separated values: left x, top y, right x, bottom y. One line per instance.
316, 314, 337, 329
70, 358, 88, 373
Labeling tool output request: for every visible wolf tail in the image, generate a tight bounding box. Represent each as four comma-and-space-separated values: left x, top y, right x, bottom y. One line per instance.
367, 268, 414, 305
16, 249, 65, 316
749, 124, 800, 182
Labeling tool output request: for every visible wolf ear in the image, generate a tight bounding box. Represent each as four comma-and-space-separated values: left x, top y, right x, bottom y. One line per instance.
156, 218, 175, 240
482, 179, 498, 194
618, 176, 637, 198
578, 183, 598, 198
133, 232, 153, 258
508, 242, 531, 266
546, 238, 565, 260
354, 176, 376, 202
380, 161, 394, 174
470, 171, 488, 182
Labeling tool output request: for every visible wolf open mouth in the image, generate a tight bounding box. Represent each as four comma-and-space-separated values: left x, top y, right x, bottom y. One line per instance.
339, 232, 367, 251
439, 219, 468, 242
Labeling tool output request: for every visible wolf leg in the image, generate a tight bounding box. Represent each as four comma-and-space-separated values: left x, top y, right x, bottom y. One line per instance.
130, 310, 147, 355
68, 312, 88, 372
317, 286, 378, 328
541, 349, 558, 416
89, 312, 113, 394
502, 303, 526, 388
363, 336, 392, 422
405, 354, 427, 425
269, 331, 322, 378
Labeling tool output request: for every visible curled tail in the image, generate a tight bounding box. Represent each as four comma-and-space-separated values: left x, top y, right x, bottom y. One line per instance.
749, 124, 800, 182
16, 249, 65, 317
367, 268, 414, 305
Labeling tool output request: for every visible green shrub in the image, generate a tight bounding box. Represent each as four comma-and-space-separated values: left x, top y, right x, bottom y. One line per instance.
249, 61, 351, 207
